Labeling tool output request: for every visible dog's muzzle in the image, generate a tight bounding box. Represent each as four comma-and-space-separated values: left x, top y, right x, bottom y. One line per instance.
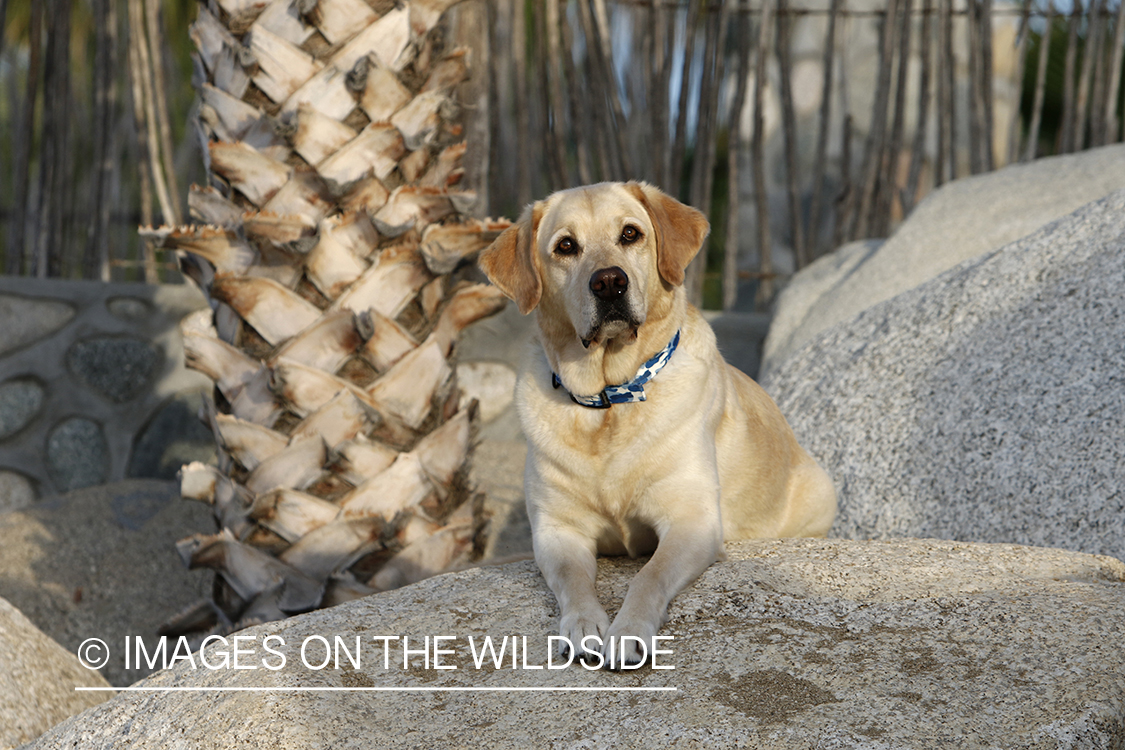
584, 266, 641, 347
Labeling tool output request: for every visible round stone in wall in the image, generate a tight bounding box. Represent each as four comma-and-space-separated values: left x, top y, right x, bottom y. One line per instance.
0, 378, 45, 440
0, 470, 36, 512
47, 418, 109, 493
0, 294, 75, 357
128, 392, 216, 480
67, 337, 158, 403
107, 296, 152, 322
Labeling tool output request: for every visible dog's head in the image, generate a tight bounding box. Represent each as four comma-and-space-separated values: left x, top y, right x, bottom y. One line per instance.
479, 182, 710, 347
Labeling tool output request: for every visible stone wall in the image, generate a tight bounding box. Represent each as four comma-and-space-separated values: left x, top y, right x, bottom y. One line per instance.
0, 278, 214, 509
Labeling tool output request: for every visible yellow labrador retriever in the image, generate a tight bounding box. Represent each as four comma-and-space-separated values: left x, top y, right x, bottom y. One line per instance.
479, 182, 836, 668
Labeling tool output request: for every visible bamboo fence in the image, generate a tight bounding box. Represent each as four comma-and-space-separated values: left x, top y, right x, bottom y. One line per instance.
0, 0, 1123, 311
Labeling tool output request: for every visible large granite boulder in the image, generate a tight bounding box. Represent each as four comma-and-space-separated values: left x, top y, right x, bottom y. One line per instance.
762, 189, 1125, 560
0, 480, 213, 687
0, 596, 110, 750
24, 538, 1125, 749
762, 143, 1125, 378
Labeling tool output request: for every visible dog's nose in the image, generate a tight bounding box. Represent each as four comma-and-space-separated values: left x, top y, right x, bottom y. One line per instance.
589, 267, 629, 301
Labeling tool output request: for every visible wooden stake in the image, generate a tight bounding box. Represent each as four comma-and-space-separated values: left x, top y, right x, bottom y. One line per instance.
671, 0, 702, 194
1074, 0, 1105, 152
967, 0, 983, 173
686, 2, 728, 306
904, 0, 933, 214
1105, 0, 1125, 142
809, 0, 843, 259
591, 0, 635, 177
878, 0, 913, 235
943, 0, 957, 180
980, 0, 995, 170
1089, 0, 1110, 145
776, 0, 806, 265
935, 0, 949, 185
36, 0, 73, 278
545, 0, 574, 186
560, 2, 595, 184
85, 0, 119, 281
576, 0, 615, 180
512, 0, 532, 204
752, 0, 774, 310
129, 0, 177, 245
8, 1, 42, 275
126, 0, 157, 283
724, 3, 752, 311
535, 3, 566, 190
834, 114, 854, 250
146, 0, 183, 225
855, 0, 899, 239
1006, 0, 1033, 165
1025, 1, 1055, 160
1060, 1, 1081, 152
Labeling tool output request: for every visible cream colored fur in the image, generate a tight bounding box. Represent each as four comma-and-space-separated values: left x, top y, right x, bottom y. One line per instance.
478, 182, 836, 668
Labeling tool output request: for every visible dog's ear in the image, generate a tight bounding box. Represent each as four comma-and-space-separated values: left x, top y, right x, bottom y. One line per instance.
626, 182, 710, 287
478, 204, 542, 314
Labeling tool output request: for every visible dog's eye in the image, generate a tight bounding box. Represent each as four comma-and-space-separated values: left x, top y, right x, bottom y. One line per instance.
555, 237, 578, 256
620, 225, 641, 245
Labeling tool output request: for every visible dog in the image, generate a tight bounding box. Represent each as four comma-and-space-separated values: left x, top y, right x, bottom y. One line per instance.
478, 182, 836, 668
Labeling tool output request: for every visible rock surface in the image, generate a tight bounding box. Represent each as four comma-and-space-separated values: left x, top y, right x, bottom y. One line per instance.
762, 144, 1125, 377
24, 538, 1125, 749
763, 189, 1125, 561
0, 480, 213, 687
0, 596, 110, 750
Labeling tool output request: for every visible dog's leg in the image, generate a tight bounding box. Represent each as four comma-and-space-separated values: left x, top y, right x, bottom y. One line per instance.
533, 525, 610, 660
604, 492, 723, 669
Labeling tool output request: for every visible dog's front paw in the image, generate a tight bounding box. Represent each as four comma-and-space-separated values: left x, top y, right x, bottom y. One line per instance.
603, 616, 659, 670
559, 607, 609, 662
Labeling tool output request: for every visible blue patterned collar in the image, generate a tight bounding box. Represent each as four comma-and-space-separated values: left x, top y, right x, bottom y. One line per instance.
551, 330, 681, 409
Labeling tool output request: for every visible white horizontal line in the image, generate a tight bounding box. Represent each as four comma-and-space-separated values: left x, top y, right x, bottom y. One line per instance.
75, 686, 677, 693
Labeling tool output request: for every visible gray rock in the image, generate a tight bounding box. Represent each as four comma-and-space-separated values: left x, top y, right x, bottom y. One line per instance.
762, 189, 1125, 560
0, 479, 213, 688
0, 470, 35, 513
761, 239, 882, 380
762, 144, 1125, 377
127, 392, 216, 480
0, 294, 74, 357
105, 296, 152, 322
0, 377, 45, 439
0, 596, 110, 750
67, 337, 158, 403
24, 538, 1125, 749
46, 418, 110, 493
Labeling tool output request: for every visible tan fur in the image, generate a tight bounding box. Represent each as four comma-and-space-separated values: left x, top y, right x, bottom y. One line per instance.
478, 182, 836, 668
